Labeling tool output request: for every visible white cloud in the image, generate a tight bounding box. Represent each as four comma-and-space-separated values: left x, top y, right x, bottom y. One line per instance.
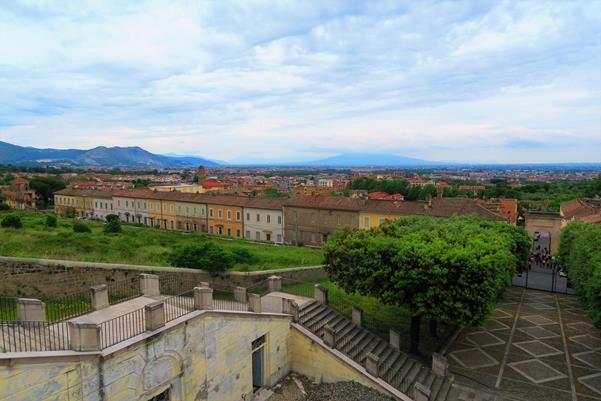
0, 0, 599, 163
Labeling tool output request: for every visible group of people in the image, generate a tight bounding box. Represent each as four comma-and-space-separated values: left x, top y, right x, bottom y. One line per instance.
529, 243, 560, 270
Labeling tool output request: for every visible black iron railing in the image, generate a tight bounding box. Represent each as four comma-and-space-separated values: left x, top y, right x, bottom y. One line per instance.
99, 307, 145, 349
0, 321, 70, 352
163, 291, 195, 323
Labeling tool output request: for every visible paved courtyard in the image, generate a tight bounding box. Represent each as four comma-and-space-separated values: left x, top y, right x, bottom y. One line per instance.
446, 287, 601, 401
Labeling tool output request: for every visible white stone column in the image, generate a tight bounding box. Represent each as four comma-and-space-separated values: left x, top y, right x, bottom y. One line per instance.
248, 293, 262, 313
69, 321, 101, 351
145, 301, 165, 331
194, 287, 213, 310
16, 298, 46, 322
314, 284, 328, 305
324, 325, 336, 348
140, 273, 160, 297
90, 284, 109, 311
234, 286, 247, 303
432, 353, 449, 376
268, 276, 282, 292
366, 353, 380, 378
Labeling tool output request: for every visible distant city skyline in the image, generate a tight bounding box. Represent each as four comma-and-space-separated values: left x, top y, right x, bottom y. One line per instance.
0, 1, 600, 163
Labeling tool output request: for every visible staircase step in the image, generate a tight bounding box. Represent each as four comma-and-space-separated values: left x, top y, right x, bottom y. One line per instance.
434, 380, 452, 401
381, 352, 407, 384
414, 366, 429, 387
377, 348, 396, 371
301, 304, 328, 327
429, 376, 445, 401
336, 321, 355, 339
305, 307, 333, 330
422, 371, 436, 392
349, 332, 376, 360
405, 362, 422, 385
299, 300, 320, 317
311, 310, 339, 333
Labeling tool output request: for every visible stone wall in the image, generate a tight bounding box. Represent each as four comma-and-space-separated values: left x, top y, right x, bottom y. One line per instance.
0, 256, 326, 298
0, 313, 292, 401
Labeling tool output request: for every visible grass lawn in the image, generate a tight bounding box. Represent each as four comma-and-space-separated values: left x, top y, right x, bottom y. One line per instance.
281, 278, 456, 358
0, 211, 323, 271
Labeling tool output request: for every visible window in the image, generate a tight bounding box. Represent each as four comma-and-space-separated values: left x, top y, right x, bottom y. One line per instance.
227, 210, 231, 220
95, 202, 98, 208
378, 218, 386, 225
255, 231, 260, 240
144, 202, 147, 209
218, 226, 223, 235
227, 228, 232, 236
125, 201, 129, 207
236, 229, 241, 237
156, 204, 160, 211
147, 388, 170, 401
246, 213, 250, 220
218, 209, 222, 219
209, 208, 214, 217
170, 205, 174, 213
256, 213, 260, 222
177, 206, 181, 214
236, 211, 241, 221
245, 230, 250, 238
210, 225, 214, 234
266, 233, 271, 242
267, 215, 271, 223
364, 217, 370, 228
170, 220, 174, 229
277, 234, 282, 243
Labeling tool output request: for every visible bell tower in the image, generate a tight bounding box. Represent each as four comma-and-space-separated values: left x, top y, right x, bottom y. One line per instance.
197, 166, 206, 185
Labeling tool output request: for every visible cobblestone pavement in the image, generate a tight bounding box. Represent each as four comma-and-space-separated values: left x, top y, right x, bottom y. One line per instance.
446, 287, 601, 401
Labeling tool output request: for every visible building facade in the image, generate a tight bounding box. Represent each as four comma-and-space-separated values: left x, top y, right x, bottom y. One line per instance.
206, 196, 246, 237
283, 196, 363, 246
243, 199, 285, 243
2, 178, 36, 210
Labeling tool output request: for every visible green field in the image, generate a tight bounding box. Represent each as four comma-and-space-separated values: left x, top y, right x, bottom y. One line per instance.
0, 211, 323, 271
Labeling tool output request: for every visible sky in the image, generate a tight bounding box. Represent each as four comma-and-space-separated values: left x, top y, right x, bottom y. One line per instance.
0, 0, 600, 164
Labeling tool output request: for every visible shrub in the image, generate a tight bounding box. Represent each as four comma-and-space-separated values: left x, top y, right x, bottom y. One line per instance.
106, 214, 120, 223
559, 222, 601, 328
0, 202, 10, 211
167, 242, 233, 274
104, 215, 122, 234
73, 222, 91, 233
1, 214, 22, 228
45, 215, 57, 228
230, 247, 257, 264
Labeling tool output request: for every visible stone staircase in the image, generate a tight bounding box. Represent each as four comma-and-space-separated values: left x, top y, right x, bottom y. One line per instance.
297, 299, 499, 401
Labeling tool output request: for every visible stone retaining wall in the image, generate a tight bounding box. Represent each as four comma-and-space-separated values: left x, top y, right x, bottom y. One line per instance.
0, 256, 326, 298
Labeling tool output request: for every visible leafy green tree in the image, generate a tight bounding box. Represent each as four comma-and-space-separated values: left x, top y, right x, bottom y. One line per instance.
1, 214, 22, 228
263, 188, 288, 199
167, 242, 234, 274
0, 202, 10, 211
323, 216, 529, 354
45, 215, 57, 228
29, 176, 66, 207
586, 174, 601, 197
559, 222, 601, 327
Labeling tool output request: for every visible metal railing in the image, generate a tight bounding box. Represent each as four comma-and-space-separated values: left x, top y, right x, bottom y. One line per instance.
213, 289, 249, 312
159, 275, 199, 296
0, 321, 70, 352
107, 276, 141, 304
163, 291, 195, 323
99, 307, 145, 349
281, 278, 315, 299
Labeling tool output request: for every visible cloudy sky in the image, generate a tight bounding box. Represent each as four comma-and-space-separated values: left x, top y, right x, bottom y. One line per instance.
0, 1, 600, 163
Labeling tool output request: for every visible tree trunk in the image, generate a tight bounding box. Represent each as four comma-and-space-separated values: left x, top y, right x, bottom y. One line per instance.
429, 318, 439, 338
410, 315, 421, 354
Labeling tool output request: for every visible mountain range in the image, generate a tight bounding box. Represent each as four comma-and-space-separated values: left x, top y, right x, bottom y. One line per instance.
0, 141, 218, 168
0, 141, 439, 168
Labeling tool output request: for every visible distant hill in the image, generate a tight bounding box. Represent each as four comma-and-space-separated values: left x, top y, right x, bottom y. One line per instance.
304, 152, 439, 167
0, 141, 218, 168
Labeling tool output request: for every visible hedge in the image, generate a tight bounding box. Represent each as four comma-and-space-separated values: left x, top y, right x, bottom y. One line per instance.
559, 222, 601, 328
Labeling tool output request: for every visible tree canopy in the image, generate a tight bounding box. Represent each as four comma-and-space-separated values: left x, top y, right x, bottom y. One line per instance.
323, 216, 530, 353
29, 176, 66, 207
